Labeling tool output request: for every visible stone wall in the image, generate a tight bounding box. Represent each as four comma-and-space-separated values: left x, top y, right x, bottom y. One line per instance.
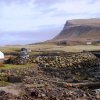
35, 52, 99, 82
36, 52, 97, 68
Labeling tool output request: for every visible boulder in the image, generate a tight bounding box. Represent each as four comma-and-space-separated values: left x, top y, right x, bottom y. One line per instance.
0, 90, 6, 96
7, 75, 22, 83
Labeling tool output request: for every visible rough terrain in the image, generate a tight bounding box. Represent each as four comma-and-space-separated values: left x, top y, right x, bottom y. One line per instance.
0, 50, 100, 100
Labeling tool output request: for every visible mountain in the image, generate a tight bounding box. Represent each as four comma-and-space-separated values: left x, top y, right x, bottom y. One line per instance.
52, 18, 100, 44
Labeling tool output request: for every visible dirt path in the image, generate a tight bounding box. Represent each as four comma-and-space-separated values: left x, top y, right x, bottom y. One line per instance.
0, 83, 22, 96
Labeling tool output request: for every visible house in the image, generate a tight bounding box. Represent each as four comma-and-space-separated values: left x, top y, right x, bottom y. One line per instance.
0, 51, 4, 60
86, 42, 92, 45
0, 51, 4, 65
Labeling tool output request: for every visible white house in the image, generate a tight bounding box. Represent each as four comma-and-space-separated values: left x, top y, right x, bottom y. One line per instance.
86, 42, 92, 45
0, 51, 4, 62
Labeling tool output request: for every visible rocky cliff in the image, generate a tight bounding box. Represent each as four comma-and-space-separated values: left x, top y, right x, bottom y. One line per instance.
52, 18, 100, 44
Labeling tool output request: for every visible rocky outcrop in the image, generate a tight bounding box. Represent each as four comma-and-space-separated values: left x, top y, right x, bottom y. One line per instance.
0, 52, 100, 100
35, 52, 100, 82
36, 52, 97, 68
0, 65, 100, 100
52, 18, 100, 44
6, 51, 100, 82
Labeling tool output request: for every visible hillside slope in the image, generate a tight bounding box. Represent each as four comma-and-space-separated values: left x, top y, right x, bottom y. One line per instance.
52, 18, 100, 44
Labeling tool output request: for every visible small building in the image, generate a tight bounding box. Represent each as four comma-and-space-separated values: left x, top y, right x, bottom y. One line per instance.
0, 51, 4, 60
86, 39, 92, 45
0, 51, 4, 65
86, 42, 92, 45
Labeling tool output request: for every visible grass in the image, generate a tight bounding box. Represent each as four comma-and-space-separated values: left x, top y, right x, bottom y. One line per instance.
0, 81, 10, 86
0, 64, 34, 70
0, 44, 100, 53
0, 46, 19, 53
45, 45, 100, 52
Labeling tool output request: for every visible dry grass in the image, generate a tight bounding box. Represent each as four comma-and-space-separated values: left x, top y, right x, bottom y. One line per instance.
26, 44, 100, 52
0, 63, 4, 67
0, 44, 100, 53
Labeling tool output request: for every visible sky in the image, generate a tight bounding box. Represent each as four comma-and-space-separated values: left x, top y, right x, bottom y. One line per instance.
0, 0, 100, 45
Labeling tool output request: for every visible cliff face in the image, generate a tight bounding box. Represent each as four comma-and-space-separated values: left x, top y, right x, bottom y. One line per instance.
53, 19, 100, 44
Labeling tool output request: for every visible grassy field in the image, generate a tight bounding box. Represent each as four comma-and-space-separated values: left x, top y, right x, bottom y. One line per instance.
0, 44, 100, 53
0, 64, 35, 70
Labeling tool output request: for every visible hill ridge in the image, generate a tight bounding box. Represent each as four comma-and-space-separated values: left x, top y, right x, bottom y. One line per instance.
52, 18, 100, 44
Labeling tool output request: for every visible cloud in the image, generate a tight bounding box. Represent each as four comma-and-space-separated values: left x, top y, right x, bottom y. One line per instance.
34, 0, 63, 6
1, 0, 100, 32
0, 0, 100, 45
0, 0, 41, 31
50, 0, 100, 16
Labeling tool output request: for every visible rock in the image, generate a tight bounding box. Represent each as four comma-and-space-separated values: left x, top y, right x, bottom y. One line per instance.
0, 90, 6, 96
7, 75, 22, 83
30, 90, 38, 99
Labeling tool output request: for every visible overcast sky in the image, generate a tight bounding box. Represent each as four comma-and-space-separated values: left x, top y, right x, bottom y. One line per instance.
0, 0, 100, 45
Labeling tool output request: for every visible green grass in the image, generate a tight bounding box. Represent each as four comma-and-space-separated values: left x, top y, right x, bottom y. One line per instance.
0, 81, 10, 86
0, 64, 33, 70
